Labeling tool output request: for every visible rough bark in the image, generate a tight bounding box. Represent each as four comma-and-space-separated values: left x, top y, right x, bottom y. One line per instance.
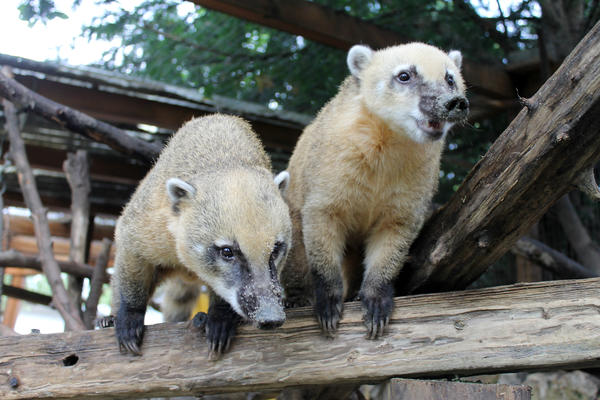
63, 150, 91, 315
0, 249, 100, 281
400, 20, 600, 294
512, 236, 595, 279
83, 238, 111, 329
553, 195, 600, 274
2, 278, 600, 399
2, 82, 85, 331
0, 69, 162, 163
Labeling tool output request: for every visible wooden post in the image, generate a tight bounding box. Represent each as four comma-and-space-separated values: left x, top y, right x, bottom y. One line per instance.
63, 150, 91, 318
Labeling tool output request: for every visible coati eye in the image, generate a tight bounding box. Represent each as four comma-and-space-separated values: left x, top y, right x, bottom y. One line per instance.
396, 71, 410, 83
220, 247, 234, 260
446, 73, 455, 87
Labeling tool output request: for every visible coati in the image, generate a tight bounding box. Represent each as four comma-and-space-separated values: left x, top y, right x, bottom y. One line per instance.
281, 43, 469, 338
111, 114, 292, 356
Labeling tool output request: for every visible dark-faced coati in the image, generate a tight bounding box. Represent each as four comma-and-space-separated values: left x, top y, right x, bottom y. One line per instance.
281, 43, 469, 338
111, 114, 292, 356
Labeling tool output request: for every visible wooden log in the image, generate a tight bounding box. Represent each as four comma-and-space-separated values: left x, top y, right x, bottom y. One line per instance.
2, 278, 600, 399
2, 79, 85, 331
378, 378, 531, 400
400, 20, 600, 294
0, 69, 162, 163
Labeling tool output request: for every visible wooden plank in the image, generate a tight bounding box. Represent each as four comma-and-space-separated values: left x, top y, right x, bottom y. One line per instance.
190, 0, 515, 98
1, 278, 600, 399
380, 378, 531, 400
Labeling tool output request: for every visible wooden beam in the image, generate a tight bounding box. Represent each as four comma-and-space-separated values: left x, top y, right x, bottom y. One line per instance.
400, 20, 600, 294
2, 278, 600, 399
190, 0, 515, 99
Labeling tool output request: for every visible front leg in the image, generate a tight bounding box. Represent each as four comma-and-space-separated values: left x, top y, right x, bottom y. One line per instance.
206, 291, 242, 359
361, 221, 416, 339
111, 252, 156, 355
303, 208, 346, 336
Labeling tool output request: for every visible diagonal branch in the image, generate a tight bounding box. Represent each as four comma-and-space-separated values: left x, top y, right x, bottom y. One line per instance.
2, 70, 85, 330
0, 69, 162, 163
83, 238, 111, 329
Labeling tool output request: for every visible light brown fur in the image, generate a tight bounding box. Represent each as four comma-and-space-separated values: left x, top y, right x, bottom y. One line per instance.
111, 114, 292, 355
281, 43, 468, 338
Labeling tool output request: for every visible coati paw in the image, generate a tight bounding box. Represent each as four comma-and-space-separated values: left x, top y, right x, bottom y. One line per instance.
115, 308, 145, 355
205, 308, 240, 359
314, 294, 343, 336
313, 273, 343, 336
96, 315, 115, 328
360, 281, 394, 339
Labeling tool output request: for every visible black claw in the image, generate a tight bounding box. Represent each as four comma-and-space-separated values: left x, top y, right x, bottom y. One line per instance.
360, 281, 394, 340
313, 273, 343, 336
96, 315, 115, 328
205, 300, 240, 358
115, 305, 146, 355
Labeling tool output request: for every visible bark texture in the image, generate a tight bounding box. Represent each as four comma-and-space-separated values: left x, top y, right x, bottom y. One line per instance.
1, 278, 600, 399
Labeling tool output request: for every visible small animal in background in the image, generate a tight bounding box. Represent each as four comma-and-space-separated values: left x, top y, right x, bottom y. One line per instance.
281, 42, 469, 338
110, 114, 292, 357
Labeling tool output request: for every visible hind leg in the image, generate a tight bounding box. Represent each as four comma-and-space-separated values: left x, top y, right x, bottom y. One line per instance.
162, 277, 201, 322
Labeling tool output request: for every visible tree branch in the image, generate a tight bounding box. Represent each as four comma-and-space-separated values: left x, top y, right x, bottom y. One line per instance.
0, 69, 162, 163
511, 236, 595, 279
83, 238, 111, 329
1, 71, 85, 330
553, 195, 600, 274
399, 20, 600, 294
0, 249, 101, 282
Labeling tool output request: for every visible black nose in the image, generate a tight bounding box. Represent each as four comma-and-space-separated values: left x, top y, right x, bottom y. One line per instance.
257, 319, 285, 330
445, 96, 469, 112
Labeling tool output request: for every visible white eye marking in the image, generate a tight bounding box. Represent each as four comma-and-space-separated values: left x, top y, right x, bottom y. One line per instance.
214, 238, 233, 248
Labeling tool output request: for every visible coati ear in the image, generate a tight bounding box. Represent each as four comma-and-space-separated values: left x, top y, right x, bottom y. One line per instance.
347, 45, 373, 78
274, 170, 289, 192
166, 178, 196, 209
448, 50, 462, 69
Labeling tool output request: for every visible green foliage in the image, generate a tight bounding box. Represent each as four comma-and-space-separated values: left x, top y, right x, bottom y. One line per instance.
18, 0, 68, 26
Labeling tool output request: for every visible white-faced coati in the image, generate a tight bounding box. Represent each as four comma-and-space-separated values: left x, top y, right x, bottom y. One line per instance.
281, 43, 469, 338
110, 114, 292, 356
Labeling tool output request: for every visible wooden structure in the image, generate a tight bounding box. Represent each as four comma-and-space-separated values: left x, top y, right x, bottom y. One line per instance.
1, 278, 596, 398
0, 0, 599, 398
